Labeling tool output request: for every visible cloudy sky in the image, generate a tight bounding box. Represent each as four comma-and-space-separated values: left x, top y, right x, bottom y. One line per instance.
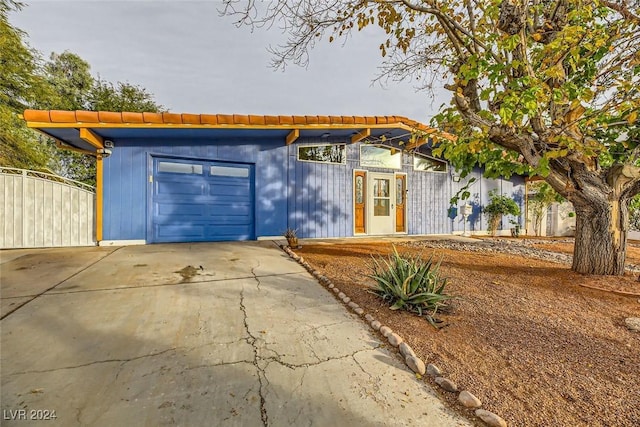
10, 1, 450, 123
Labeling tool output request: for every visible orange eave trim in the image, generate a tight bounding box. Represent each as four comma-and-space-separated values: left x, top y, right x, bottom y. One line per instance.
23, 109, 454, 139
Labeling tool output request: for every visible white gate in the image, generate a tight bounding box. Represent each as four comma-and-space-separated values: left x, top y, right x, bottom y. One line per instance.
0, 167, 95, 248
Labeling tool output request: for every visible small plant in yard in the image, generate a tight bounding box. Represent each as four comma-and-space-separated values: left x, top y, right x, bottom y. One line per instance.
283, 227, 299, 248
483, 190, 520, 236
369, 245, 451, 326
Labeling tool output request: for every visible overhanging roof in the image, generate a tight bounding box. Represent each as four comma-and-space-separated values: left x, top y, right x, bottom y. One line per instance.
23, 110, 451, 154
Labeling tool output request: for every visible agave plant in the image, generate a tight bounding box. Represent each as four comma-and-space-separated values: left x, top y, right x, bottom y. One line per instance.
369, 245, 451, 325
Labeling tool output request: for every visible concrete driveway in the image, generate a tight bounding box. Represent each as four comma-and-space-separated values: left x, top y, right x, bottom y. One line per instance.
1, 242, 470, 426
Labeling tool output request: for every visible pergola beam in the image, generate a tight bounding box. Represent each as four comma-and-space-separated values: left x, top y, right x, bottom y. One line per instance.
285, 129, 300, 145
351, 128, 371, 144
79, 128, 104, 149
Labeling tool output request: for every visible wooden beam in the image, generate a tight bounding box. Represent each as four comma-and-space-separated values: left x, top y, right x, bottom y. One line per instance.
286, 129, 300, 145
405, 138, 428, 151
351, 128, 371, 144
96, 155, 104, 242
79, 128, 104, 149
55, 141, 97, 157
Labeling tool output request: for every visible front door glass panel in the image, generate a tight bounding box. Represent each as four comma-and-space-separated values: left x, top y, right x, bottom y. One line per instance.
373, 178, 390, 216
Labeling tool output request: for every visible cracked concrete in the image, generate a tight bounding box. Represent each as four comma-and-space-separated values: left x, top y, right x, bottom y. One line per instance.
1, 242, 471, 426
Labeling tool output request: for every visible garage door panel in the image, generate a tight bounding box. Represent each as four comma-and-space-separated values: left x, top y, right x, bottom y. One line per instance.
157, 181, 204, 197
151, 158, 254, 243
156, 224, 206, 239
209, 184, 250, 197
208, 205, 251, 217
156, 202, 207, 217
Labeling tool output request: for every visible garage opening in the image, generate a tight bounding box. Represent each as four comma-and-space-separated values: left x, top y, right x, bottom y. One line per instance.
150, 157, 254, 243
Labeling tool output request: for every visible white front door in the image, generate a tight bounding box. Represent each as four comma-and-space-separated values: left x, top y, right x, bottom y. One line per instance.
368, 172, 395, 234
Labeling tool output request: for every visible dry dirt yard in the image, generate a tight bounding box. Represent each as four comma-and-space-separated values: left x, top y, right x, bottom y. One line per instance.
293, 237, 640, 427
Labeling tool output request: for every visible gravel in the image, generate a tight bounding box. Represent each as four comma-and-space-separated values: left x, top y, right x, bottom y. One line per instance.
400, 238, 640, 272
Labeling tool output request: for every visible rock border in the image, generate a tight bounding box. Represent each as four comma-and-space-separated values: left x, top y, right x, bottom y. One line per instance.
281, 244, 509, 427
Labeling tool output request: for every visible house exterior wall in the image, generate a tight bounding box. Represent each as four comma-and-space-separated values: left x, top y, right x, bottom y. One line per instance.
101, 137, 526, 242
102, 137, 288, 241
448, 168, 525, 236
287, 140, 454, 238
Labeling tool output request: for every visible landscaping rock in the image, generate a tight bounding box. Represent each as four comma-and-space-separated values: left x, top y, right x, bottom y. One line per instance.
405, 355, 426, 375
387, 333, 403, 347
426, 363, 442, 377
338, 292, 346, 299
379, 326, 393, 337
458, 390, 482, 408
332, 288, 340, 294
298, 257, 304, 263
343, 297, 352, 304
354, 308, 364, 315
371, 320, 382, 330
625, 317, 640, 332
348, 301, 358, 308
399, 342, 416, 359
435, 377, 458, 392
328, 283, 334, 289
365, 314, 374, 322
475, 409, 508, 427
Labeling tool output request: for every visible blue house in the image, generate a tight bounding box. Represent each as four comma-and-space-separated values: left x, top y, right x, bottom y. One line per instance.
24, 110, 524, 245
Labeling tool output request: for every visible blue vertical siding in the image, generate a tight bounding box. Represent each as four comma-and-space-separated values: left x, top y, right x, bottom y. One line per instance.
449, 168, 526, 234
102, 135, 527, 242
287, 141, 352, 238
256, 141, 288, 237
102, 137, 286, 241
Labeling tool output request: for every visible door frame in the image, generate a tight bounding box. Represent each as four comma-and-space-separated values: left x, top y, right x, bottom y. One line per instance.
394, 172, 408, 234
353, 169, 367, 235
352, 169, 409, 236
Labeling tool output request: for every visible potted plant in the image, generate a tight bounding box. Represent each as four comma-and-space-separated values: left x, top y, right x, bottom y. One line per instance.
283, 227, 299, 248
510, 219, 521, 237
483, 190, 521, 236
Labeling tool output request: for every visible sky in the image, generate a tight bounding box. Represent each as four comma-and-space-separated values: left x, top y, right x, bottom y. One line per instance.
10, 1, 450, 123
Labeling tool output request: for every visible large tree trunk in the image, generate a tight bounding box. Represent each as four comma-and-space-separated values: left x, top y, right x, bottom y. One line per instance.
572, 199, 628, 275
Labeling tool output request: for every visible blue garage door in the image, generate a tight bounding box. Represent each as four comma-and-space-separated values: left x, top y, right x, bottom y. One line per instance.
151, 157, 254, 243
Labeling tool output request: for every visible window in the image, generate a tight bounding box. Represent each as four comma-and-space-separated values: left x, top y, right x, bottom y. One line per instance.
355, 175, 364, 204
396, 177, 404, 205
158, 161, 203, 174
210, 166, 249, 178
298, 144, 346, 164
373, 178, 391, 216
413, 153, 447, 173
360, 145, 401, 169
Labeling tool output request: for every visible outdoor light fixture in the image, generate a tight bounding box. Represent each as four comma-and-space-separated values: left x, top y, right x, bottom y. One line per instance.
97, 148, 112, 158
450, 169, 461, 182
104, 140, 115, 148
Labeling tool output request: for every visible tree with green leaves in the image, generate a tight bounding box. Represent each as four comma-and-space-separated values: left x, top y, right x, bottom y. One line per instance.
39, 53, 163, 185
527, 181, 565, 236
1, 1, 163, 184
0, 0, 56, 170
90, 79, 163, 112
484, 189, 521, 235
224, 0, 639, 275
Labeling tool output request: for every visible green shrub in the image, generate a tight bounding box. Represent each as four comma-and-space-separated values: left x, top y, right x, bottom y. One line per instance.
369, 246, 451, 325
483, 190, 521, 236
